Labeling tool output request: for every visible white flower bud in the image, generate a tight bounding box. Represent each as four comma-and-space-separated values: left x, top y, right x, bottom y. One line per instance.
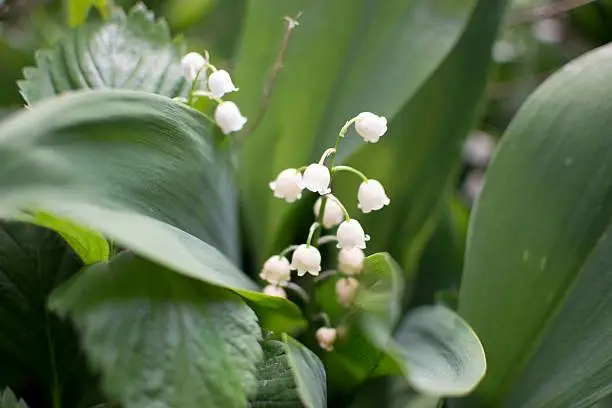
358, 179, 390, 213
355, 112, 387, 143
214, 101, 247, 134
181, 52, 208, 81
208, 70, 239, 99
314, 197, 344, 229
337, 219, 370, 249
315, 327, 337, 351
262, 284, 287, 299
302, 164, 331, 195
259, 255, 291, 285
335, 277, 360, 307
269, 169, 303, 203
290, 244, 322, 277
338, 247, 365, 275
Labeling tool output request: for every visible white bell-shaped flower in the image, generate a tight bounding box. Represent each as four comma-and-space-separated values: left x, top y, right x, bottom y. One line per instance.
181, 52, 207, 81
290, 244, 322, 277
337, 219, 370, 249
269, 169, 303, 203
355, 112, 387, 143
208, 70, 239, 99
314, 197, 344, 229
315, 327, 337, 352
338, 247, 365, 275
358, 179, 390, 213
214, 101, 247, 134
262, 284, 287, 299
259, 255, 291, 285
336, 277, 360, 307
302, 164, 331, 195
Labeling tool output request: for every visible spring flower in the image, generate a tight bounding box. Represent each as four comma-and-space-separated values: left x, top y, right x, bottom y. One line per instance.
337, 219, 370, 249
290, 244, 322, 277
214, 101, 247, 134
314, 197, 344, 228
181, 52, 208, 81
336, 277, 360, 307
263, 285, 287, 299
338, 248, 365, 275
355, 112, 387, 143
358, 179, 390, 213
269, 169, 303, 203
259, 255, 291, 285
316, 327, 337, 351
302, 164, 331, 194
207, 70, 239, 99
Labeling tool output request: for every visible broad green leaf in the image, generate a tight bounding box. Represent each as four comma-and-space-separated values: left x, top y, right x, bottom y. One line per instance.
0, 223, 95, 408
282, 334, 327, 408
234, 0, 482, 263
66, 0, 108, 27
50, 252, 263, 408
0, 90, 305, 332
387, 380, 440, 408
458, 44, 612, 407
0, 389, 29, 408
19, 4, 188, 105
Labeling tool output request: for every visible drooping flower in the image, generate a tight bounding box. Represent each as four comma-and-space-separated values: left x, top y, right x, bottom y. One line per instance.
355, 112, 387, 143
269, 169, 304, 203
314, 197, 344, 228
214, 101, 247, 134
259, 255, 291, 285
315, 327, 337, 352
262, 285, 287, 299
290, 244, 322, 277
335, 277, 360, 307
337, 219, 370, 249
181, 52, 208, 81
338, 247, 365, 275
302, 164, 331, 195
207, 70, 239, 99
358, 179, 390, 213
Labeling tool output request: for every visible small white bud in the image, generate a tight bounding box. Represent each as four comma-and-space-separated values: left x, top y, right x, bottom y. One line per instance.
262, 284, 287, 299
259, 255, 291, 285
314, 197, 344, 229
302, 164, 331, 195
337, 219, 370, 249
335, 277, 360, 307
208, 70, 239, 99
358, 179, 390, 213
355, 112, 387, 143
290, 244, 322, 277
181, 52, 208, 81
269, 169, 303, 203
315, 327, 337, 352
338, 248, 365, 275
214, 101, 247, 134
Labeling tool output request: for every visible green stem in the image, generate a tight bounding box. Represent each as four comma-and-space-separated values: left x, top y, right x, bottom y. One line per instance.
332, 165, 368, 182
306, 222, 321, 246
312, 135, 342, 246
325, 194, 351, 221
318, 148, 336, 165
284, 282, 311, 304
338, 117, 358, 138
279, 244, 299, 257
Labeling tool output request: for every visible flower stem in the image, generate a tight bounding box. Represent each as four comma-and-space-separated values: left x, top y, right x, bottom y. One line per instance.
338, 117, 358, 138
317, 235, 338, 245
313, 270, 338, 284
318, 148, 337, 165
306, 222, 321, 246
325, 194, 350, 221
284, 282, 311, 304
313, 312, 332, 327
279, 244, 299, 257
312, 134, 342, 246
332, 165, 368, 182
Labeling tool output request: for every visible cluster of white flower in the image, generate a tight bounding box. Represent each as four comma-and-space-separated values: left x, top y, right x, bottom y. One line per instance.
180, 51, 247, 134
260, 111, 391, 352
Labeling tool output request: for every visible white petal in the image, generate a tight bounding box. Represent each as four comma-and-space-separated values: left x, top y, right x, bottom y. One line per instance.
208, 70, 239, 99
214, 101, 247, 134
302, 164, 331, 194
314, 197, 344, 228
355, 112, 387, 143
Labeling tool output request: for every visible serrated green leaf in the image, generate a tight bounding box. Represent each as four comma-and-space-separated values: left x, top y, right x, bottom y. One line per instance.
282, 334, 327, 408
0, 388, 29, 408
458, 44, 612, 407
19, 4, 188, 105
50, 252, 263, 408
0, 90, 306, 333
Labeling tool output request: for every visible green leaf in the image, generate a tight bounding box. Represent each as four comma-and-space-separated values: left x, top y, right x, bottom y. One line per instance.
234, 0, 484, 262
19, 4, 188, 105
250, 337, 327, 408
458, 44, 612, 407
282, 334, 327, 408
50, 252, 263, 408
0, 389, 29, 408
0, 223, 95, 407
0, 89, 305, 333
67, 0, 109, 27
